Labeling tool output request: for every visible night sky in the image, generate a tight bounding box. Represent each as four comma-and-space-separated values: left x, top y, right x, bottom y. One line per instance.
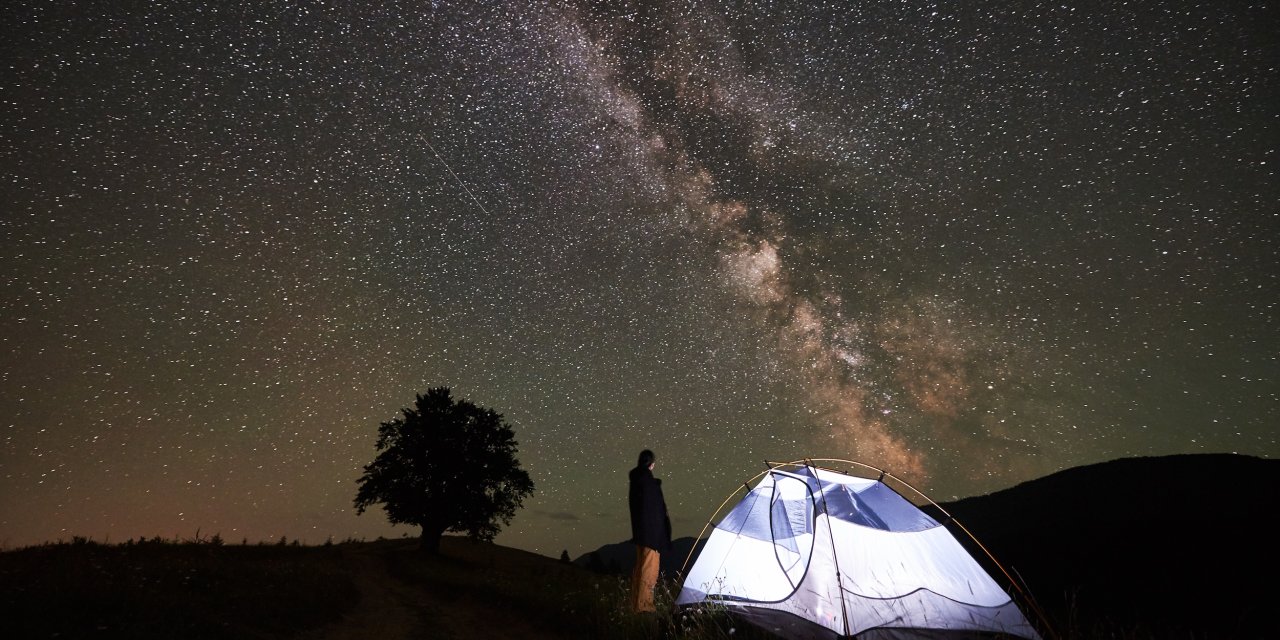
2, 1, 1275, 557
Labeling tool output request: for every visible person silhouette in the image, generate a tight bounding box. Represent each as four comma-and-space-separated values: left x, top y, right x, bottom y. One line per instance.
628, 449, 671, 613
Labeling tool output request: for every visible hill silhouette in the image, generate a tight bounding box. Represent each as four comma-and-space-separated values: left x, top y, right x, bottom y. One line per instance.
931, 453, 1278, 638
572, 536, 705, 577
2, 536, 761, 640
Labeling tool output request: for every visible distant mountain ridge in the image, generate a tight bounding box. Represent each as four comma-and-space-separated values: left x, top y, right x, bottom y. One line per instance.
572, 536, 703, 577
933, 453, 1278, 638
579, 453, 1278, 639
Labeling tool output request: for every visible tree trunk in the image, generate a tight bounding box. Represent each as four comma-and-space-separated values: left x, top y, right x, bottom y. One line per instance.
419, 526, 444, 554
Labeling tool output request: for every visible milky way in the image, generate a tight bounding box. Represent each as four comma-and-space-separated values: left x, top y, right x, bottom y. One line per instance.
2, 1, 1275, 556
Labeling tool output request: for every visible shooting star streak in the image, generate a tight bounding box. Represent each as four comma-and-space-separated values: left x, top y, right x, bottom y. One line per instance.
421, 135, 491, 216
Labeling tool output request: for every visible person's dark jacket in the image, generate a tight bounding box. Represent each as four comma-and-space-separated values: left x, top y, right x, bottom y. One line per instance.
629, 465, 672, 552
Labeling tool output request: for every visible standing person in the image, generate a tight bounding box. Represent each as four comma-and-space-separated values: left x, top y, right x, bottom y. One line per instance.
628, 449, 671, 614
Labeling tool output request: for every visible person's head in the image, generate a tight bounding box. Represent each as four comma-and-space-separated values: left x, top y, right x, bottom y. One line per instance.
637, 449, 656, 469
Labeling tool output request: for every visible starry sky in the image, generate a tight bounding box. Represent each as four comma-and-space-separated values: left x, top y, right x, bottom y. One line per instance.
2, 0, 1275, 556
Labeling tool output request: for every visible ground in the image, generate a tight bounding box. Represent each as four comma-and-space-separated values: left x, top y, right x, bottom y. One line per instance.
298, 537, 592, 640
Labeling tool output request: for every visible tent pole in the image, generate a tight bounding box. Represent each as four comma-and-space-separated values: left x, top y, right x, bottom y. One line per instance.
805, 459, 853, 638
679, 485, 742, 579
949, 517, 1059, 640
678, 469, 772, 579
799, 459, 1058, 639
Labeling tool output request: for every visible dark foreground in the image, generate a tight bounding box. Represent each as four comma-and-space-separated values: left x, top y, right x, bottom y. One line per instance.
7, 457, 1276, 640
0, 534, 1247, 640
0, 536, 763, 640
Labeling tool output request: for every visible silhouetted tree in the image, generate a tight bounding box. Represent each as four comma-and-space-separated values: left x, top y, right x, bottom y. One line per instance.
353, 387, 535, 553
560, 549, 571, 564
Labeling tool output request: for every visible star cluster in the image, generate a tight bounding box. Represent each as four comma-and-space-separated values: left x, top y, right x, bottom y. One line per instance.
1, 0, 1275, 556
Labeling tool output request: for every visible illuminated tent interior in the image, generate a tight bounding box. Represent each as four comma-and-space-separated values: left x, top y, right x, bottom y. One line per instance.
676, 460, 1045, 640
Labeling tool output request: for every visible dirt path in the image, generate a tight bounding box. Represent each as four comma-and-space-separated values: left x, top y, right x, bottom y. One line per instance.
295, 544, 424, 640
295, 540, 576, 640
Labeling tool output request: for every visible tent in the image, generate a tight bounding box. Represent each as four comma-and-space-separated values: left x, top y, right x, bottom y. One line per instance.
676, 460, 1045, 639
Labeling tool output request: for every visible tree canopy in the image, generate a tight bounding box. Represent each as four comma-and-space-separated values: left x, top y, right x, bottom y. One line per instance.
353, 387, 534, 553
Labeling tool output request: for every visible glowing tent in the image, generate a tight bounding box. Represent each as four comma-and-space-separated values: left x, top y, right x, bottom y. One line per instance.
676, 460, 1044, 639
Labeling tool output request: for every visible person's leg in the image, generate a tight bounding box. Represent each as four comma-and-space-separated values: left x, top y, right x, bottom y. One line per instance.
635, 545, 661, 613
629, 545, 646, 611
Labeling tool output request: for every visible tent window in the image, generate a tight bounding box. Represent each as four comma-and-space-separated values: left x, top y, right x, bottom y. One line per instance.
819, 482, 941, 532
717, 489, 773, 541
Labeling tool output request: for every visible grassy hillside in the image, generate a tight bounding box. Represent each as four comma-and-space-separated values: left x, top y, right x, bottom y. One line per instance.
0, 535, 764, 640
0, 537, 359, 639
